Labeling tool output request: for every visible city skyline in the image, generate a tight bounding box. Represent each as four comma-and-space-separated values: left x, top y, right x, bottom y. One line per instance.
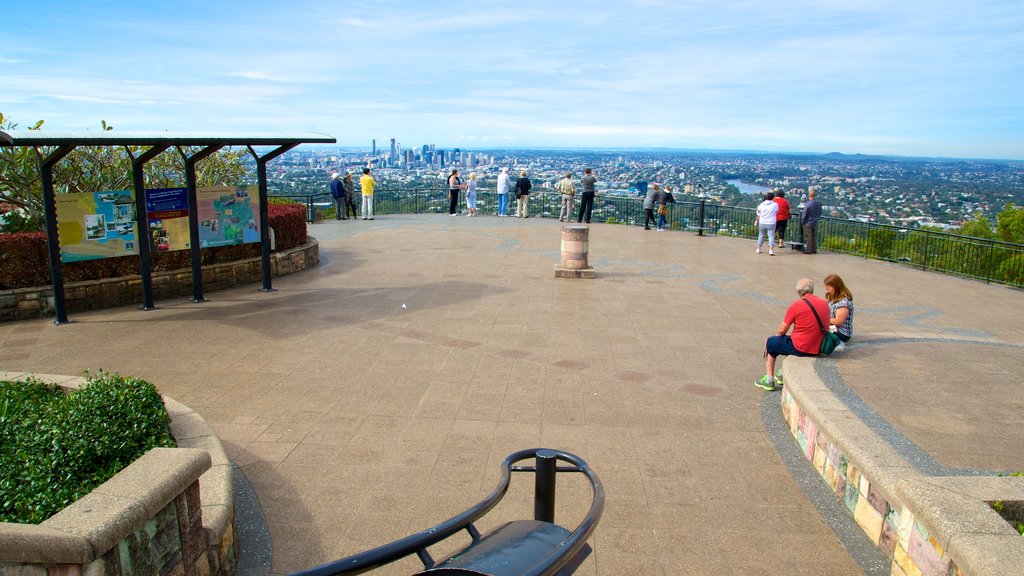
3, 1, 1023, 161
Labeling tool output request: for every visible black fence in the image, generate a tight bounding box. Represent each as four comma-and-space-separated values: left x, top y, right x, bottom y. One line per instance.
271, 186, 1024, 288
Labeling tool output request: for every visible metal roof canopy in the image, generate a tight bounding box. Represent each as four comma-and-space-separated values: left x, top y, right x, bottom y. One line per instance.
0, 130, 336, 324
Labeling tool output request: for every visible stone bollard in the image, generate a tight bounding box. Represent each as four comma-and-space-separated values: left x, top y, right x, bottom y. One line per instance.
555, 225, 595, 278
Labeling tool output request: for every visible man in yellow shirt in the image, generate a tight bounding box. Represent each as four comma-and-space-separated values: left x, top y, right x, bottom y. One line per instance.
359, 167, 376, 220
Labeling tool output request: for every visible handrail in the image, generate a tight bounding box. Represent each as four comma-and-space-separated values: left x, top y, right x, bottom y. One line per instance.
289, 448, 604, 576
267, 187, 1023, 288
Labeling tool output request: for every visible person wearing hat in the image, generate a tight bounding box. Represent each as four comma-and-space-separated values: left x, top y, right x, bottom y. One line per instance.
556, 172, 575, 222
466, 172, 479, 217
342, 173, 357, 219
330, 173, 345, 220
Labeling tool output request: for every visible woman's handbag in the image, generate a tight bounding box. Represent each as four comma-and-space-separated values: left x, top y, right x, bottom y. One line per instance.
803, 298, 841, 355
657, 204, 668, 216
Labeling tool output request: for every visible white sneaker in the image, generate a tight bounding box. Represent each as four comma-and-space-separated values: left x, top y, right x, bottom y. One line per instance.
756, 248, 761, 254
769, 248, 775, 256
835, 342, 846, 352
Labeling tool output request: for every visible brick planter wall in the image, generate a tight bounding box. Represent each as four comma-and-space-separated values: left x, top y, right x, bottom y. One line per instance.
0, 237, 319, 322
0, 373, 238, 576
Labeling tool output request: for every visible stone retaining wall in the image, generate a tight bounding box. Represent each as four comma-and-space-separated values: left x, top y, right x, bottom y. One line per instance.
780, 359, 1024, 576
0, 237, 320, 322
0, 373, 237, 576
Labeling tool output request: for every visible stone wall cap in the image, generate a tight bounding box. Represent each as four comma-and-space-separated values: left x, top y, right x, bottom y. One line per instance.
0, 523, 93, 564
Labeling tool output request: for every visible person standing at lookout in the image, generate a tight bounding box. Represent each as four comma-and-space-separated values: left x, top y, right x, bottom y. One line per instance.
359, 167, 376, 220
330, 173, 345, 220
642, 183, 660, 230
556, 172, 576, 222
773, 190, 791, 247
515, 170, 532, 218
801, 189, 822, 254
755, 192, 779, 255
342, 173, 357, 219
447, 169, 464, 216
496, 167, 512, 217
577, 168, 597, 223
465, 172, 478, 217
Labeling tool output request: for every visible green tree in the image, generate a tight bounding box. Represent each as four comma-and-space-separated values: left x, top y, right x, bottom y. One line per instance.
1, 112, 249, 231
996, 203, 1024, 244
958, 213, 997, 240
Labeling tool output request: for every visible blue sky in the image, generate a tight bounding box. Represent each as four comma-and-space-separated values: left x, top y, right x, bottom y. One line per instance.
3, 1, 1023, 159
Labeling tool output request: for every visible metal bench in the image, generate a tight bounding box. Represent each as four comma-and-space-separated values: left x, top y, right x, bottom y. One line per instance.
289, 448, 604, 576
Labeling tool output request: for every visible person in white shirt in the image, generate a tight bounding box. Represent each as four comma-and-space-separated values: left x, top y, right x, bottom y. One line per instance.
755, 192, 779, 255
496, 167, 512, 217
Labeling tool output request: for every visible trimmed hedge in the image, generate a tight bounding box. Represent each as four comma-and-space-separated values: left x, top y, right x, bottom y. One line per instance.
0, 373, 176, 524
0, 202, 307, 290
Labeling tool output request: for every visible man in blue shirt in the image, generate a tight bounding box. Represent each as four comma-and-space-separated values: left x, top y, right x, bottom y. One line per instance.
800, 189, 822, 254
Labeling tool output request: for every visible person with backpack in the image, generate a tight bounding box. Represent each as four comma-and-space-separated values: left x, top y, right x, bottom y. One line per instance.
656, 185, 675, 231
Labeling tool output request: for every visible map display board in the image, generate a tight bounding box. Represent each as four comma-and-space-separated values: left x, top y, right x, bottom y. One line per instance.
55, 190, 138, 263
197, 185, 260, 248
145, 187, 190, 252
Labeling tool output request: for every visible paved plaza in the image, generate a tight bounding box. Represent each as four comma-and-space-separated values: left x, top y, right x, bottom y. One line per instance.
2, 214, 1022, 575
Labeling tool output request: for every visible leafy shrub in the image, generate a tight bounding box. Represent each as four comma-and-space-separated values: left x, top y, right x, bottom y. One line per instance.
0, 373, 176, 524
0, 209, 43, 234
0, 232, 51, 288
0, 203, 308, 290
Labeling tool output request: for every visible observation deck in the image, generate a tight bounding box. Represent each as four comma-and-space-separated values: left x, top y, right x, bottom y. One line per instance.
1, 213, 1022, 575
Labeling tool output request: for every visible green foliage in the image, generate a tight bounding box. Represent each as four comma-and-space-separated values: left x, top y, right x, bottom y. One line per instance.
863, 228, 898, 258
0, 112, 249, 226
958, 214, 997, 240
997, 203, 1024, 244
0, 372, 176, 524
0, 208, 44, 234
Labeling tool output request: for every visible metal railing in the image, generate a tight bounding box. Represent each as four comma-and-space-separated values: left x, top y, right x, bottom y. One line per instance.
289, 448, 604, 576
270, 186, 1024, 288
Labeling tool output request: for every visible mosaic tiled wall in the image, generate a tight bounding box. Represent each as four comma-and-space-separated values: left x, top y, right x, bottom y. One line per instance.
780, 390, 962, 576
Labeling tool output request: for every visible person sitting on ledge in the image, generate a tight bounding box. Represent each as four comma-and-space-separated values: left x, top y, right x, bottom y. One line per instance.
756, 277, 829, 391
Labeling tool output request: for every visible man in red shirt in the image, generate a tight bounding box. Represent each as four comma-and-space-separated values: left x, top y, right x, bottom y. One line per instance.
756, 278, 830, 390
773, 190, 791, 247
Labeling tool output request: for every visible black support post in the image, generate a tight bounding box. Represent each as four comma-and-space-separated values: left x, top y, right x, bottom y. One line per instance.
534, 449, 557, 523
178, 145, 223, 303
40, 145, 76, 324
247, 143, 299, 292
127, 144, 171, 310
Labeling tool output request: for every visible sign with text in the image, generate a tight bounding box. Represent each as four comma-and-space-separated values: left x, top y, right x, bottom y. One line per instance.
197, 185, 261, 248
56, 190, 138, 263
145, 187, 190, 252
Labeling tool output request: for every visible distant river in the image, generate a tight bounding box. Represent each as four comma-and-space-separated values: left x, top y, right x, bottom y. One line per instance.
726, 179, 770, 195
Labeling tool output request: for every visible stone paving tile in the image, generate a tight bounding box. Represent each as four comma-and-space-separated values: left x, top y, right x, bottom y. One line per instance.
4, 215, 1024, 574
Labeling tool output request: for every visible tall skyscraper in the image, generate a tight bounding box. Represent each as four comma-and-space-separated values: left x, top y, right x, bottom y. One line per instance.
372, 139, 376, 156
390, 138, 397, 166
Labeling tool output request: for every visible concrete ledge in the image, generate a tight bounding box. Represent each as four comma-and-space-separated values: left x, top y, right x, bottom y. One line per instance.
781, 358, 1024, 576
0, 373, 238, 575
42, 448, 210, 559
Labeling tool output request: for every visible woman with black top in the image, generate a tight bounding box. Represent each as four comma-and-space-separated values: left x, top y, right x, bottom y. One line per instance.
448, 169, 464, 215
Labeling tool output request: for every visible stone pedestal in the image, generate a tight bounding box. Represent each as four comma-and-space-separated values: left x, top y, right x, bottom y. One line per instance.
555, 225, 595, 278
